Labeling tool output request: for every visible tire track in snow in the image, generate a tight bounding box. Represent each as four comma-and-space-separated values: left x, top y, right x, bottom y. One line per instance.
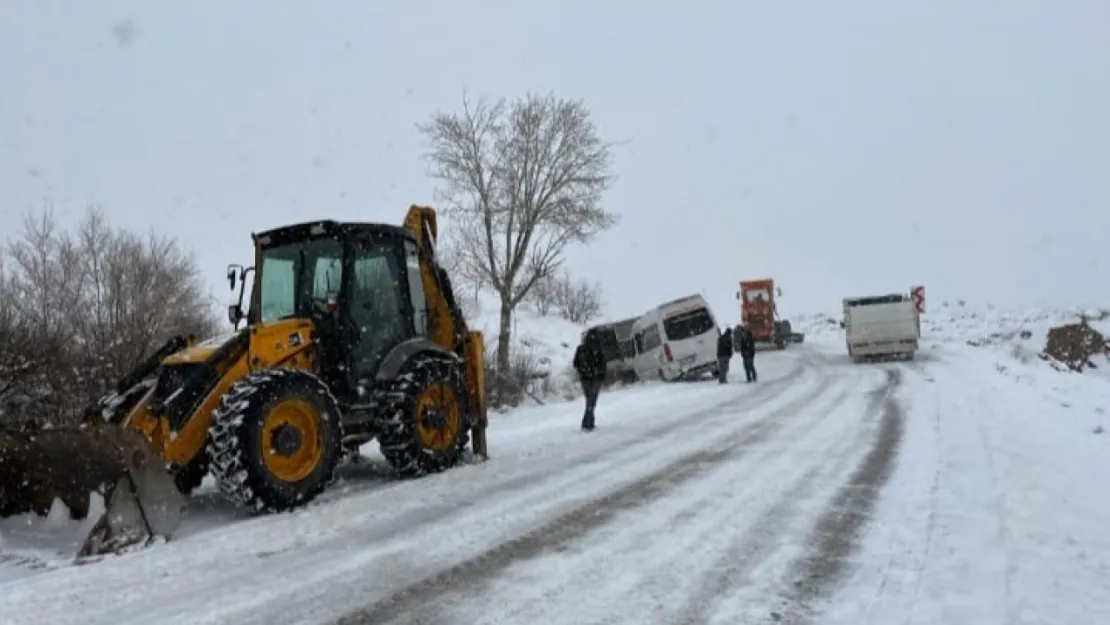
187, 361, 807, 544
668, 365, 897, 625
469, 367, 878, 625
274, 361, 810, 552
333, 365, 841, 625
768, 367, 906, 624
35, 358, 816, 625
868, 362, 940, 625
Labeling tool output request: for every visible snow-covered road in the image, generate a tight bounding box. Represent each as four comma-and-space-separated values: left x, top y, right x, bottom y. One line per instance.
336, 352, 899, 625
2, 341, 1108, 625
819, 348, 1110, 625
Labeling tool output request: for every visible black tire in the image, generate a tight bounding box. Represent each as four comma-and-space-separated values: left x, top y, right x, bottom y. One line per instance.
374, 355, 471, 478
206, 368, 343, 513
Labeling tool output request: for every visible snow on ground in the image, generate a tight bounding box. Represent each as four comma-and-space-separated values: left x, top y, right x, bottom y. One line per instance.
797, 303, 1110, 623
816, 342, 1110, 625
0, 357, 808, 625
3, 301, 1110, 625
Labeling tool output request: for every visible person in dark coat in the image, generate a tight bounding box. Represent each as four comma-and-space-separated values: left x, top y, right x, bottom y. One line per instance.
716, 327, 733, 384
573, 329, 607, 431
738, 327, 757, 382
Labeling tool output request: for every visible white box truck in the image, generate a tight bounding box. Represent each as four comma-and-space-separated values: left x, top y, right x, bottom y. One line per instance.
842, 293, 920, 362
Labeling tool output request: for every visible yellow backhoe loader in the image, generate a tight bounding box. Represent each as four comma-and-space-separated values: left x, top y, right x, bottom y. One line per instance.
60, 205, 488, 557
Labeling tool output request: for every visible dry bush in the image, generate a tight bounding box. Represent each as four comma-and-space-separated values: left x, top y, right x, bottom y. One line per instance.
525, 270, 603, 325
482, 337, 553, 411
1043, 321, 1108, 372
0, 204, 218, 427
526, 274, 558, 317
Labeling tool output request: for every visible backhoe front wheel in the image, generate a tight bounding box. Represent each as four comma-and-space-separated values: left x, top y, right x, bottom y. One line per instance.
376, 355, 470, 477
206, 368, 343, 513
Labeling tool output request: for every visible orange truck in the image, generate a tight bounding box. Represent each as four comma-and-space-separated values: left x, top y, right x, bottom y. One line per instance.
736, 278, 800, 350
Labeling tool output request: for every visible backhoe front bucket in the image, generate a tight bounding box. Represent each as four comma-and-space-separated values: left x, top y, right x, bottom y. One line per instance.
77, 464, 186, 560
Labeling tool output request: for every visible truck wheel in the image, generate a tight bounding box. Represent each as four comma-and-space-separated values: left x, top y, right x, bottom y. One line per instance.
375, 355, 470, 477
207, 368, 343, 513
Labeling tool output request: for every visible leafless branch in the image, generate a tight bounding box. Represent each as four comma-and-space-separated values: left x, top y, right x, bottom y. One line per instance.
417, 91, 618, 372
0, 202, 219, 427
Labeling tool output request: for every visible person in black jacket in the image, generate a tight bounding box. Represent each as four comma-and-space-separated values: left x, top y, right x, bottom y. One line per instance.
738, 327, 757, 383
716, 327, 733, 384
573, 329, 607, 431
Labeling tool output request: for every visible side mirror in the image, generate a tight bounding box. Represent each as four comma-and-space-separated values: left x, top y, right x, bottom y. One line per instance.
228, 303, 243, 327
226, 264, 242, 291
735, 291, 740, 300
776, 287, 783, 297
839, 321, 845, 329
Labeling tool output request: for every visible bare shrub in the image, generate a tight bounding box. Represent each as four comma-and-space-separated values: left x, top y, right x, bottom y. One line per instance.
525, 270, 603, 325
482, 335, 553, 411
0, 203, 219, 427
525, 273, 558, 317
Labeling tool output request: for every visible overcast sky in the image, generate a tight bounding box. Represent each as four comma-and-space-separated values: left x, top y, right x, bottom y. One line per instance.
3, 0, 1108, 324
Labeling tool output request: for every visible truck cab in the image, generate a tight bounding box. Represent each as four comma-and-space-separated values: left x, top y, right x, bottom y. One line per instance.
738, 279, 788, 349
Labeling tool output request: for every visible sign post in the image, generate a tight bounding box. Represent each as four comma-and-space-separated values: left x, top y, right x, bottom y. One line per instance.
911, 286, 925, 314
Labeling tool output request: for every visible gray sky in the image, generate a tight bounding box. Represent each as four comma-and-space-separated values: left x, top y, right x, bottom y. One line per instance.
3, 0, 1108, 325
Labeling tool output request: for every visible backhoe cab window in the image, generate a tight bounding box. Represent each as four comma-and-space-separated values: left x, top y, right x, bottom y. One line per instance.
258, 238, 344, 323
348, 243, 410, 376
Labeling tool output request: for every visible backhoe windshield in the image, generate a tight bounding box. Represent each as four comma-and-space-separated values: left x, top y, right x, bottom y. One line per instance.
257, 238, 344, 323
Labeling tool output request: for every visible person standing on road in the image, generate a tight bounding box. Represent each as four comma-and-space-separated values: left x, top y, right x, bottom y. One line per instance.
716, 327, 734, 384
573, 329, 607, 431
738, 327, 758, 383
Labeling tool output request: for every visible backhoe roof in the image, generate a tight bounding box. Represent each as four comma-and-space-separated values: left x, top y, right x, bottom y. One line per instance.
253, 219, 414, 247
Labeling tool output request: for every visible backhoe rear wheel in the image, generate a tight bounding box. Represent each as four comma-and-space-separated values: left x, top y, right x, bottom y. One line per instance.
206, 368, 343, 513
375, 355, 470, 477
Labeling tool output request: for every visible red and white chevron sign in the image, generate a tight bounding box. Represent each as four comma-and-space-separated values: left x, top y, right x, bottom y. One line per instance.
911, 286, 925, 313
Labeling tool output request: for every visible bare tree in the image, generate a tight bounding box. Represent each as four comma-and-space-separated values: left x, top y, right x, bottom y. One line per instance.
525, 270, 603, 325
418, 92, 619, 374
0, 259, 37, 410
524, 273, 558, 317
0, 203, 219, 426
558, 275, 603, 325
435, 236, 485, 319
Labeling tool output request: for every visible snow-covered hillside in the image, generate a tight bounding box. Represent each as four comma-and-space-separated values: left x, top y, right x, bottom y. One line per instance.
461, 292, 589, 401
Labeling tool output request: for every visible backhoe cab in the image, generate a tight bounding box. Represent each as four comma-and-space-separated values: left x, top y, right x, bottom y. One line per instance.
108, 206, 488, 516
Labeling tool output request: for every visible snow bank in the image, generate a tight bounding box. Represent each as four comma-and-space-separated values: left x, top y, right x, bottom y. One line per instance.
922, 304, 1110, 381
792, 312, 842, 341
459, 291, 587, 401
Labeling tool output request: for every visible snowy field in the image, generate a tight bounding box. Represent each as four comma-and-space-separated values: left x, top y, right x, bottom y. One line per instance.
2, 304, 1109, 625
